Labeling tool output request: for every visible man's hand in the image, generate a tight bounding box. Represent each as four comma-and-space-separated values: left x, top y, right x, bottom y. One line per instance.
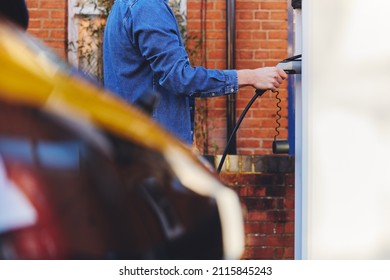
237, 67, 288, 92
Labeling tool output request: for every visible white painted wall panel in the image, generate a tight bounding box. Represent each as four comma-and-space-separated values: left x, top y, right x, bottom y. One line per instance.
300, 0, 390, 259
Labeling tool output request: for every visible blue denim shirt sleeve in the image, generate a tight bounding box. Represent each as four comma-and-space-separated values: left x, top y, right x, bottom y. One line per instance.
127, 0, 238, 98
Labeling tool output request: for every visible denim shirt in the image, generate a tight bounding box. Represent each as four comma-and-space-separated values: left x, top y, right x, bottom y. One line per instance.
103, 0, 238, 144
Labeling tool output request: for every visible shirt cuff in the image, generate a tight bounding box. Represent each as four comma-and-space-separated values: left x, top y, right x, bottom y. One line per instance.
223, 70, 239, 95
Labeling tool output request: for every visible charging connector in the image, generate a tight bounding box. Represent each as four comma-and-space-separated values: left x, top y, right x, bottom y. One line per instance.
277, 54, 301, 74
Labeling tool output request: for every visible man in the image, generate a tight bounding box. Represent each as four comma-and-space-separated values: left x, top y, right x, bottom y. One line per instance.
103, 0, 287, 144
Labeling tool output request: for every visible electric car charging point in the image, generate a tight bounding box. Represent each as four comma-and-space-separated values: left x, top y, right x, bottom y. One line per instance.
217, 55, 301, 173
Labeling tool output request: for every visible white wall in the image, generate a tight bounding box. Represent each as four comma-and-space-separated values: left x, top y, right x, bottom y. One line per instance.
300, 0, 390, 259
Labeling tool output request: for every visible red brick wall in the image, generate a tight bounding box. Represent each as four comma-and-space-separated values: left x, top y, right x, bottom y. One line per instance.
25, 0, 67, 59
188, 0, 289, 155
214, 155, 294, 260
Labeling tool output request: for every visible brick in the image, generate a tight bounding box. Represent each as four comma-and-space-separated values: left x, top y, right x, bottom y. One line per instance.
261, 2, 287, 10
208, 50, 225, 59
284, 247, 295, 259
274, 248, 285, 259
26, 0, 39, 8
40, 0, 66, 9
286, 186, 295, 199
271, 11, 288, 21
266, 185, 286, 197
246, 234, 266, 246
260, 40, 288, 50
285, 174, 294, 187
238, 11, 255, 20
51, 10, 66, 19
269, 30, 288, 39
244, 197, 277, 211
28, 29, 49, 38
255, 11, 270, 20
206, 31, 226, 40
266, 210, 288, 222
44, 40, 66, 49
253, 31, 267, 39
245, 222, 276, 234
237, 31, 252, 40
247, 185, 266, 196
28, 9, 50, 19
236, 2, 260, 10
285, 222, 295, 234
246, 211, 267, 221
27, 19, 42, 29
207, 11, 224, 20
286, 210, 295, 221
266, 234, 294, 247
284, 198, 294, 209
42, 20, 65, 29
261, 21, 288, 30
236, 21, 261, 30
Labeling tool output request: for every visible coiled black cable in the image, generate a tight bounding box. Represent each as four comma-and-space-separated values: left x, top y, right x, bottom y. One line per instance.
274, 90, 282, 143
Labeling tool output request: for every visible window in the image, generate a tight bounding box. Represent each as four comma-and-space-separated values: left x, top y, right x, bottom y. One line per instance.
68, 0, 112, 82
67, 0, 186, 83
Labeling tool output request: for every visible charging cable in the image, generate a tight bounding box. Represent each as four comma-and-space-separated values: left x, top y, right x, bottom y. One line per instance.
216, 54, 301, 173
217, 89, 266, 173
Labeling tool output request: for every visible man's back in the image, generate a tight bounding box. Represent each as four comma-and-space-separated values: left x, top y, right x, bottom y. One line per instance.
103, 0, 193, 143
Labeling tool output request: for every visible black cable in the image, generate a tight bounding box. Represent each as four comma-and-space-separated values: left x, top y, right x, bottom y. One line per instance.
217, 89, 266, 173
274, 90, 281, 142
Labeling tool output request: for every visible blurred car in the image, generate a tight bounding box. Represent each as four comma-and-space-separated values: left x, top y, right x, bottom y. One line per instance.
0, 19, 244, 260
